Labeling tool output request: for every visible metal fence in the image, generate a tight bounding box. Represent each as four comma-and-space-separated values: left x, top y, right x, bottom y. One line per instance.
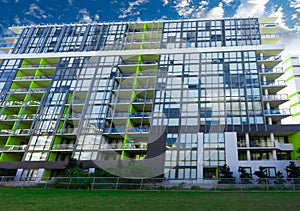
1, 176, 300, 191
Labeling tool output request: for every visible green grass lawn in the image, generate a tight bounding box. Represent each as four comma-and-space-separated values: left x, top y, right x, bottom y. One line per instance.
0, 188, 299, 210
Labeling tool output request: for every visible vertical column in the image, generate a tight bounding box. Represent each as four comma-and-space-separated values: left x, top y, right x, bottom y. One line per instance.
245, 133, 251, 161
270, 132, 277, 160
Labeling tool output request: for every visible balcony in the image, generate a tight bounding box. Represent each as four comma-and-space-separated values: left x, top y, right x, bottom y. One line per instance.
257, 56, 282, 68
51, 144, 74, 151
19, 64, 58, 69
259, 23, 279, 34
264, 109, 291, 121
274, 142, 293, 151
99, 142, 147, 151
0, 114, 35, 121
259, 67, 283, 81
0, 145, 27, 152
260, 33, 281, 45
58, 128, 78, 134
0, 129, 30, 135
262, 94, 289, 107
0, 43, 13, 53
261, 80, 286, 94
103, 127, 150, 134
14, 76, 53, 81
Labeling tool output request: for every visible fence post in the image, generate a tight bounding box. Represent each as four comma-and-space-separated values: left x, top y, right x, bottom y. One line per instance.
140, 178, 143, 191
67, 177, 72, 189
115, 177, 119, 190
266, 179, 268, 191
292, 178, 295, 192
91, 177, 95, 190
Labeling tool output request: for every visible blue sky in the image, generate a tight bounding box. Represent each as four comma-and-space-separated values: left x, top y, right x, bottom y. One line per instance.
0, 0, 300, 53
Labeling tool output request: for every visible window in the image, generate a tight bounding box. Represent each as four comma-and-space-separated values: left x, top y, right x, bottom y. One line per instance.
240, 167, 252, 178
265, 167, 276, 178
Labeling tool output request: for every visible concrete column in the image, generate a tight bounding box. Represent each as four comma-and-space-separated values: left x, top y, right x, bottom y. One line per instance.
14, 169, 23, 182
245, 133, 251, 160
247, 150, 251, 161
268, 117, 272, 125
245, 133, 250, 147
37, 168, 45, 181
272, 150, 277, 160
197, 133, 204, 181
270, 133, 277, 160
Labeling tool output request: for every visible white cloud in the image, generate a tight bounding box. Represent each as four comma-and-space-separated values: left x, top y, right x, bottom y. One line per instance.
223, 0, 234, 5
94, 14, 100, 21
234, 0, 269, 17
68, 0, 73, 5
173, 0, 194, 17
290, 0, 300, 31
162, 0, 169, 6
119, 0, 149, 19
78, 8, 92, 23
206, 2, 224, 19
25, 3, 48, 19
14, 15, 21, 25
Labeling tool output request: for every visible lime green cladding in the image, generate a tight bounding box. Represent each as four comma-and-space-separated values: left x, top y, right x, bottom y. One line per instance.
289, 132, 300, 160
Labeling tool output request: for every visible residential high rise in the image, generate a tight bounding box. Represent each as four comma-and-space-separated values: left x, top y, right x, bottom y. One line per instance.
0, 17, 299, 181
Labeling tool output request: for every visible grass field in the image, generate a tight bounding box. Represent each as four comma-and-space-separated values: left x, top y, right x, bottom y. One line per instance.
0, 189, 299, 210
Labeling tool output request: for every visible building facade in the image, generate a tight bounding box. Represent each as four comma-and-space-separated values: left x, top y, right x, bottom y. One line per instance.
0, 17, 299, 181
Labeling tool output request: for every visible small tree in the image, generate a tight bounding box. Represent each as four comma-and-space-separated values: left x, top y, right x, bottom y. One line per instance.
285, 161, 300, 184
254, 166, 268, 184
238, 166, 252, 184
274, 171, 284, 184
218, 164, 235, 184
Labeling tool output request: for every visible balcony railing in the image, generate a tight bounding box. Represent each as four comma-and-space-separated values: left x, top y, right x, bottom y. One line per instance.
250, 141, 275, 147
263, 94, 288, 101
258, 67, 283, 73
274, 142, 293, 151
260, 33, 281, 38
104, 127, 150, 133
261, 80, 286, 86
0, 43, 13, 48
257, 56, 281, 61
260, 23, 279, 28
0, 145, 27, 151
108, 112, 151, 118
0, 114, 35, 120
20, 64, 58, 68
52, 144, 74, 150
99, 143, 147, 150
69, 99, 85, 104
0, 129, 30, 135
264, 109, 291, 115
14, 76, 52, 80
58, 128, 78, 134
111, 98, 152, 104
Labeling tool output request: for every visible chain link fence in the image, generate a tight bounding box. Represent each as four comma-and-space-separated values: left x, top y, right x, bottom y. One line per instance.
1, 176, 300, 191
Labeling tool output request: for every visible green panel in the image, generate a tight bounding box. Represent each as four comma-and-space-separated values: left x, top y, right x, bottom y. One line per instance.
282, 57, 291, 65
285, 75, 295, 82
48, 152, 57, 162
288, 92, 300, 99
39, 58, 48, 65
42, 169, 51, 180
0, 153, 22, 162
284, 65, 293, 73
21, 59, 30, 66
288, 132, 300, 160
292, 111, 300, 117
290, 101, 300, 108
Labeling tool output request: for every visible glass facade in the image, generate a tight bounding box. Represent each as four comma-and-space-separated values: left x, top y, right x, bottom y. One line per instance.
0, 17, 297, 181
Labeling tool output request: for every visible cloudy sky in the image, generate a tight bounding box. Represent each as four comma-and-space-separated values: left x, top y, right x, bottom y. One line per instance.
0, 0, 299, 53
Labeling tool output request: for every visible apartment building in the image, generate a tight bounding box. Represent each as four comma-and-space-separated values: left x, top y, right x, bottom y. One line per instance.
0, 17, 299, 181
